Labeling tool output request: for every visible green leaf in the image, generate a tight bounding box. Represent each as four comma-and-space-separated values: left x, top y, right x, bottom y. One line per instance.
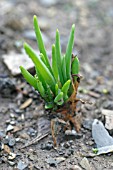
24, 42, 56, 94
61, 55, 67, 82
71, 56, 79, 82
33, 15, 53, 75
61, 79, 71, 101
20, 66, 37, 89
40, 53, 46, 65
55, 29, 64, 85
45, 102, 54, 109
37, 79, 46, 98
54, 91, 64, 105
35, 67, 54, 102
52, 44, 58, 81
65, 24, 75, 79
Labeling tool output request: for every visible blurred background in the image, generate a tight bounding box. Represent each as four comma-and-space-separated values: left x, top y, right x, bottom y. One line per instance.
0, 0, 113, 79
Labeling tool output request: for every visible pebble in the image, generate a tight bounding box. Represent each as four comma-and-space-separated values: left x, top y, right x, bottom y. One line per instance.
34, 164, 40, 170
8, 138, 16, 146
15, 138, 21, 142
15, 109, 24, 114
10, 121, 16, 125
0, 131, 5, 138
46, 157, 65, 166
0, 77, 16, 97
92, 119, 113, 148
63, 142, 70, 148
101, 109, 113, 131
103, 101, 113, 110
41, 142, 53, 150
0, 142, 4, 151
27, 128, 37, 136
6, 125, 14, 132
8, 152, 16, 160
82, 119, 93, 130
71, 165, 82, 170
8, 161, 16, 166
29, 154, 38, 161
2, 52, 34, 76
57, 150, 65, 156
17, 160, 28, 170
3, 136, 9, 144
80, 157, 92, 170
6, 119, 11, 124
65, 130, 82, 139
10, 113, 15, 118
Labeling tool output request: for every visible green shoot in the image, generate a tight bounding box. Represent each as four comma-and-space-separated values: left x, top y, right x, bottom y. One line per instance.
20, 15, 80, 110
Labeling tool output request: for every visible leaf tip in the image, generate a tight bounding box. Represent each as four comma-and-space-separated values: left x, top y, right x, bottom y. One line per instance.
33, 15, 37, 21
72, 24, 75, 29
56, 29, 59, 34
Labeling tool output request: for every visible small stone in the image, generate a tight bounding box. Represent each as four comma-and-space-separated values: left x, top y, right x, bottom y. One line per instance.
46, 157, 65, 166
8, 138, 16, 146
29, 154, 37, 161
101, 109, 113, 131
71, 165, 82, 170
0, 131, 5, 138
34, 164, 40, 169
6, 119, 11, 124
2, 52, 34, 76
15, 109, 24, 114
63, 142, 70, 148
0, 77, 16, 97
55, 157, 66, 164
65, 130, 82, 139
10, 121, 16, 125
15, 138, 21, 142
0, 143, 4, 151
92, 119, 113, 148
65, 130, 73, 135
27, 128, 37, 137
8, 152, 16, 160
80, 157, 92, 170
82, 119, 93, 130
58, 151, 65, 156
8, 161, 16, 166
19, 133, 30, 139
68, 140, 74, 145
41, 142, 53, 150
103, 101, 113, 110
10, 113, 15, 118
7, 125, 14, 132
17, 160, 28, 170
3, 136, 9, 144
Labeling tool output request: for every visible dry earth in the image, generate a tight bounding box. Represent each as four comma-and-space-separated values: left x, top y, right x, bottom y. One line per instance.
0, 0, 113, 169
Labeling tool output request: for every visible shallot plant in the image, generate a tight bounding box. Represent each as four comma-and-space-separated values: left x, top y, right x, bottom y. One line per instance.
20, 15, 80, 110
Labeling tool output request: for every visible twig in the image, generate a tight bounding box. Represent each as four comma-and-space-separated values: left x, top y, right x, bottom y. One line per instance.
20, 133, 49, 149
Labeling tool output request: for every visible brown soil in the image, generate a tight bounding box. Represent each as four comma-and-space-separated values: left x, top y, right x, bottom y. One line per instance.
0, 0, 113, 169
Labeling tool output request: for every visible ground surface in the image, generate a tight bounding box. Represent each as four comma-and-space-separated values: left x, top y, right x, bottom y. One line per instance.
0, 0, 113, 169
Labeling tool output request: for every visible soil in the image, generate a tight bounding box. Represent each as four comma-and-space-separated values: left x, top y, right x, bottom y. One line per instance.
0, 0, 113, 169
